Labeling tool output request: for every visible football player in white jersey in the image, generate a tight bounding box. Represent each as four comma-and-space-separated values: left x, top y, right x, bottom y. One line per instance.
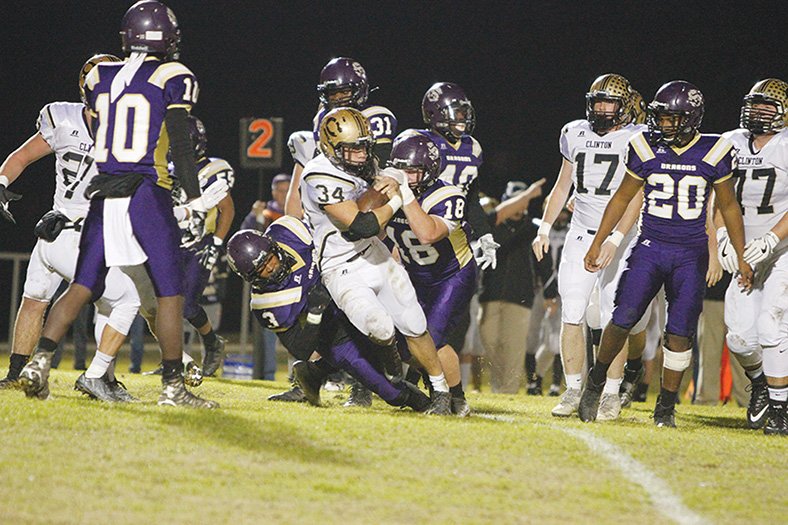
0, 54, 142, 400
532, 74, 649, 419
300, 108, 452, 414
717, 79, 788, 435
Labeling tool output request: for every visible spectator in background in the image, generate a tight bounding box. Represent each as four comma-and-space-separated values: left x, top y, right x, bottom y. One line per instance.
241, 174, 291, 381
479, 179, 555, 394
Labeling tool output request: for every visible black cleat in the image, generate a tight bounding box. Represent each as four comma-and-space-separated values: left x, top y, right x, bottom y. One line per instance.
143, 365, 163, 376
548, 383, 561, 397
18, 351, 53, 400
746, 374, 770, 429
202, 336, 226, 377
619, 364, 645, 408
633, 382, 649, 403
344, 380, 372, 407
75, 373, 118, 402
578, 381, 604, 422
268, 384, 306, 403
763, 402, 787, 436
108, 378, 138, 402
653, 395, 677, 428
293, 360, 324, 407
451, 396, 471, 417
425, 390, 452, 415
381, 344, 404, 383
0, 376, 20, 390
526, 376, 543, 396
400, 381, 431, 412
158, 375, 218, 408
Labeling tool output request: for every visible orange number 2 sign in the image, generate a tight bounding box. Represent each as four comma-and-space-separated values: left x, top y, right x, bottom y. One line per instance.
246, 119, 273, 159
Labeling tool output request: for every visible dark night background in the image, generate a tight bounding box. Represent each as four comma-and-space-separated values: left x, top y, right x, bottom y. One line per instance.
0, 1, 785, 336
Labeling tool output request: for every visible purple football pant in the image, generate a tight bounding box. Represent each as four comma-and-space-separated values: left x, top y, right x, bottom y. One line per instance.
74, 179, 183, 299
611, 237, 707, 338
181, 239, 212, 320
415, 261, 478, 348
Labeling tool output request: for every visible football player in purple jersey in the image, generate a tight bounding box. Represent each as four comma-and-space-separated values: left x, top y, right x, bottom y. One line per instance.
226, 223, 431, 412
419, 82, 499, 272
18, 1, 217, 408
578, 81, 751, 427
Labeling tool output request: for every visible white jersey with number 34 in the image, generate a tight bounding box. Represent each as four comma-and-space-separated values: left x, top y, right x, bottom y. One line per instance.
36, 101, 97, 221
559, 120, 646, 231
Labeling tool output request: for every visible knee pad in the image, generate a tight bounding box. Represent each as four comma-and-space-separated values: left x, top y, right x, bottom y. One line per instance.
762, 341, 788, 377
187, 308, 209, 330
395, 307, 427, 338
729, 348, 763, 370
106, 300, 140, 336
362, 309, 395, 344
726, 332, 759, 357
663, 347, 692, 372
561, 299, 587, 325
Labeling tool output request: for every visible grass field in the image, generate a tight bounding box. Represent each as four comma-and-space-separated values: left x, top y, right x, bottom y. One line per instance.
1, 365, 786, 525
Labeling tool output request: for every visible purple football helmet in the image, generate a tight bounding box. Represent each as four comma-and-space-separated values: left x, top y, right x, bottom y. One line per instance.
317, 57, 369, 109
188, 115, 208, 159
120, 1, 181, 59
421, 82, 476, 141
647, 81, 705, 146
226, 230, 295, 289
389, 131, 442, 195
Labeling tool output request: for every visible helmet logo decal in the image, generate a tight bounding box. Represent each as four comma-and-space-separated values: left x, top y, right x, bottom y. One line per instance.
352, 62, 365, 77
426, 87, 442, 102
687, 89, 703, 107
325, 116, 342, 137
427, 142, 439, 161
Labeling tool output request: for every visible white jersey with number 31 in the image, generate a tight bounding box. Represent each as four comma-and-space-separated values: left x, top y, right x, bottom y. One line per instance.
559, 120, 646, 231
36, 102, 97, 221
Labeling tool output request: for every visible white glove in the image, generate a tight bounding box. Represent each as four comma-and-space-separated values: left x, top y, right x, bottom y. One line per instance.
186, 180, 229, 213
743, 231, 780, 267
475, 233, 500, 270
379, 166, 406, 185
399, 182, 415, 206
716, 227, 738, 274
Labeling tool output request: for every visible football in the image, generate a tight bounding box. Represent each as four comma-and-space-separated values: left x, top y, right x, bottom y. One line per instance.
356, 187, 390, 212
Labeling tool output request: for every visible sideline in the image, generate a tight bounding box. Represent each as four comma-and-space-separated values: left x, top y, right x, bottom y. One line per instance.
475, 413, 710, 525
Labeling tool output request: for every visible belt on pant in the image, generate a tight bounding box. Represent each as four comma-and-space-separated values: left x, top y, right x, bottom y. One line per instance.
346, 243, 372, 263
586, 229, 596, 235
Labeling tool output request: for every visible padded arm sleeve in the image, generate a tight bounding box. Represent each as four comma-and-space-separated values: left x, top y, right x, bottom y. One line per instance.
343, 211, 381, 241
273, 319, 321, 361
166, 107, 200, 199
373, 141, 393, 166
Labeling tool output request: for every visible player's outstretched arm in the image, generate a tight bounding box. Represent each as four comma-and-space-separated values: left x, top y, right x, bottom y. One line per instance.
533, 159, 573, 261
214, 194, 235, 241
495, 178, 546, 225
713, 177, 752, 289
285, 163, 305, 218
584, 174, 643, 272
0, 133, 53, 183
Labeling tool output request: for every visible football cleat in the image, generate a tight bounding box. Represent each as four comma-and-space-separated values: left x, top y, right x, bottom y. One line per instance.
526, 376, 543, 396
157, 375, 218, 409
74, 373, 118, 402
653, 395, 677, 428
268, 384, 306, 403
18, 351, 54, 400
0, 376, 20, 390
763, 403, 787, 436
108, 378, 138, 402
451, 396, 471, 417
293, 360, 324, 407
202, 335, 226, 377
425, 390, 452, 415
578, 382, 604, 422
184, 361, 204, 387
548, 383, 561, 397
143, 365, 163, 376
401, 381, 431, 412
633, 382, 649, 403
619, 364, 645, 408
343, 380, 372, 408
746, 374, 770, 429
596, 392, 622, 421
551, 388, 581, 417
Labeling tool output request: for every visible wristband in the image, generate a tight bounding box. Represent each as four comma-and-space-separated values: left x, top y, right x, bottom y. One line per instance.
306, 312, 323, 325
387, 194, 403, 214
0, 175, 9, 187
537, 222, 551, 237
212, 235, 224, 246
715, 227, 728, 242
400, 183, 416, 206
607, 230, 624, 247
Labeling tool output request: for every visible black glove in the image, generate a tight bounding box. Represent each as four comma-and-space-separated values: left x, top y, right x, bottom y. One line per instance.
306, 283, 331, 315
0, 183, 22, 224
197, 236, 223, 271
34, 210, 69, 242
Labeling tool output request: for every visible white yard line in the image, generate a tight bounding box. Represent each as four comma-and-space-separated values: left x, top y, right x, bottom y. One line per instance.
475, 413, 710, 525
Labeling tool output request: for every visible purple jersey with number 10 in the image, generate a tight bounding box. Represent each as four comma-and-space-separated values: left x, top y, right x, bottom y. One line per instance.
83, 57, 198, 190
418, 130, 483, 195
626, 131, 736, 246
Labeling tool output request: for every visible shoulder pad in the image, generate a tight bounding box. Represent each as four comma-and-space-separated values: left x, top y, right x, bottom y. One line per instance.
148, 61, 195, 88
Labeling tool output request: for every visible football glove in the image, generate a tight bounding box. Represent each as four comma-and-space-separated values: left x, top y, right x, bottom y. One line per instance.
180, 210, 206, 249
306, 282, 332, 323
0, 181, 22, 224
716, 228, 738, 274
475, 233, 500, 270
186, 180, 229, 214
197, 236, 223, 271
34, 210, 69, 242
743, 231, 780, 267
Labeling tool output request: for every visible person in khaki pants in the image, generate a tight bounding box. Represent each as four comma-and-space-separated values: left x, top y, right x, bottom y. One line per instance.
479, 180, 555, 394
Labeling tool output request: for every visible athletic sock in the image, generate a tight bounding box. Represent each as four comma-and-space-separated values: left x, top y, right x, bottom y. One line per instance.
429, 373, 449, 393
37, 337, 58, 354
7, 353, 29, 380
202, 330, 217, 347
85, 351, 114, 379
449, 383, 465, 400
162, 359, 183, 381
768, 386, 788, 403
625, 357, 643, 380
603, 376, 623, 395
658, 387, 678, 408
565, 373, 583, 391
746, 366, 764, 381
589, 361, 611, 389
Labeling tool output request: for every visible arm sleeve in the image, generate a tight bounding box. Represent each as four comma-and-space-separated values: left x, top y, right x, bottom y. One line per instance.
166, 107, 200, 199
373, 141, 393, 165
466, 179, 493, 240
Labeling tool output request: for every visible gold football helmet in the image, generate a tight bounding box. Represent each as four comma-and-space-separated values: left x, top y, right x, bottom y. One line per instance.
629, 89, 646, 124
79, 53, 122, 104
740, 78, 788, 134
586, 73, 634, 132
318, 107, 375, 178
